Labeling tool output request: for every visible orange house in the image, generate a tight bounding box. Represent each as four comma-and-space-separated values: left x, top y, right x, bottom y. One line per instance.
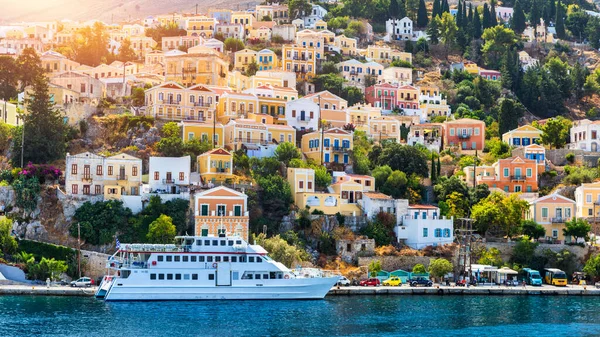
194, 186, 249, 240
442, 118, 486, 151
476, 156, 539, 194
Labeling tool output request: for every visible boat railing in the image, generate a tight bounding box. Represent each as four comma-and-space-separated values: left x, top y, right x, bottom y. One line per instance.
119, 243, 183, 252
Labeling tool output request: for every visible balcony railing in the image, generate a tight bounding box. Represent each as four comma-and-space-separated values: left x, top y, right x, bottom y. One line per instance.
233, 138, 270, 146
330, 146, 349, 153
510, 175, 527, 181
182, 67, 197, 73
82, 175, 92, 182
117, 174, 128, 181
163, 179, 175, 184
297, 116, 312, 122
193, 102, 212, 107
457, 133, 471, 139
160, 99, 181, 105
551, 217, 567, 223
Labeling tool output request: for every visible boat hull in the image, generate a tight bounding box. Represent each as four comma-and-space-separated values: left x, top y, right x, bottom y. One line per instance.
104, 277, 337, 301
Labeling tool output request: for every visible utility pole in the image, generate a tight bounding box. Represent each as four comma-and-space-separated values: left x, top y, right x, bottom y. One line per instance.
77, 223, 81, 278
212, 108, 216, 149
457, 218, 474, 282
20, 111, 24, 168
318, 95, 324, 165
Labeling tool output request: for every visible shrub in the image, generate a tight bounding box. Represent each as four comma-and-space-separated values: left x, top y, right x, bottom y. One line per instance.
565, 153, 575, 164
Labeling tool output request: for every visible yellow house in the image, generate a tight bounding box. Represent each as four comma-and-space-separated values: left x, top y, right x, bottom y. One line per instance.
282, 44, 317, 81
224, 118, 268, 151
182, 120, 225, 147
185, 16, 217, 38
575, 181, 600, 219
248, 112, 276, 125
248, 26, 272, 41
314, 20, 327, 30
334, 35, 358, 56
463, 61, 480, 75
502, 125, 543, 147
231, 11, 255, 35
103, 153, 143, 200
370, 116, 401, 143
301, 127, 353, 165
267, 123, 295, 144
164, 47, 229, 87
145, 82, 218, 121
304, 90, 349, 127
256, 49, 278, 71
216, 92, 259, 123
41, 50, 81, 77
295, 29, 325, 59
234, 49, 258, 72
287, 167, 363, 215
365, 44, 412, 64
528, 193, 575, 243
348, 103, 381, 132
197, 148, 239, 184
256, 95, 286, 119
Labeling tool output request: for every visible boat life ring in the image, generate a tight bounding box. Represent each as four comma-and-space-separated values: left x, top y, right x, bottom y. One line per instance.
284, 274, 290, 279
212, 262, 218, 268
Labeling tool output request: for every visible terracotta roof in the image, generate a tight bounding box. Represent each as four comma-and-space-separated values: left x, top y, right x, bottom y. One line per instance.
363, 192, 392, 200
347, 174, 374, 179
408, 204, 439, 209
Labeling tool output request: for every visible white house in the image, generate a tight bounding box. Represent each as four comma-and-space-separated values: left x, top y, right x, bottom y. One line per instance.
148, 156, 191, 195
381, 66, 412, 85
337, 59, 384, 86
360, 192, 409, 225
518, 51, 539, 70
570, 119, 600, 152
285, 97, 320, 131
395, 205, 454, 249
495, 7, 514, 22
303, 4, 328, 28
385, 17, 413, 41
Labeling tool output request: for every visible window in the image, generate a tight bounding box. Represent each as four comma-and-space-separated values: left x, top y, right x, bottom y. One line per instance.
199, 256, 205, 262
166, 256, 172, 262
154, 171, 159, 180
541, 207, 548, 218
434, 228, 442, 237
192, 274, 198, 280
208, 274, 215, 280
423, 228, 428, 237
94, 185, 101, 195
179, 172, 184, 181
215, 256, 221, 262
299, 181, 304, 189
71, 164, 77, 174
552, 229, 558, 238
71, 185, 78, 194
191, 256, 197, 262
503, 168, 509, 177
474, 128, 480, 135
449, 128, 455, 136
157, 255, 164, 262
175, 274, 181, 280
167, 274, 173, 280
231, 256, 237, 263
108, 166, 113, 176
132, 166, 138, 176
201, 204, 209, 216
234, 205, 242, 216
182, 256, 188, 262
158, 274, 165, 280
207, 256, 213, 262
526, 168, 532, 177
96, 165, 102, 175
150, 274, 156, 280
443, 229, 451, 238
587, 194, 592, 203
307, 181, 312, 189
174, 256, 180, 262
249, 256, 255, 262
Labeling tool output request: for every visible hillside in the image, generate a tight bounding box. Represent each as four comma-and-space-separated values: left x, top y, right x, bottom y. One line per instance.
0, 0, 257, 23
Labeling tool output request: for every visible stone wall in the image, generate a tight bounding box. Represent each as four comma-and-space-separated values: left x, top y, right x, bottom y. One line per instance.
81, 249, 111, 280
358, 255, 435, 272
484, 242, 595, 264
544, 149, 600, 167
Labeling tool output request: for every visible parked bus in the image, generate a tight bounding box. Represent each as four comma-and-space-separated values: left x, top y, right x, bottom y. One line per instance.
521, 268, 542, 286
545, 268, 567, 286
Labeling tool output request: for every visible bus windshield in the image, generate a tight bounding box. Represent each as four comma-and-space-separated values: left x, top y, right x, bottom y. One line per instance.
554, 272, 567, 279
531, 274, 541, 279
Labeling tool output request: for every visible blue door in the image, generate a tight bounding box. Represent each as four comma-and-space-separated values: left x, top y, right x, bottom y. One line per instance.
343, 154, 349, 164
334, 154, 339, 163
324, 153, 330, 163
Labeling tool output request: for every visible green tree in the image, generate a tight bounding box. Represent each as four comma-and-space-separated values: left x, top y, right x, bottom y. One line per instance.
147, 214, 177, 244
0, 57, 18, 103
477, 247, 503, 267
538, 116, 571, 149
428, 258, 453, 281
372, 165, 393, 190
70, 200, 133, 245
369, 259, 382, 277
417, 0, 429, 27
224, 38, 245, 52
14, 76, 67, 166
381, 170, 408, 198
520, 220, 546, 240
511, 0, 527, 33
585, 17, 600, 51
0, 217, 17, 257
472, 6, 483, 38
544, 57, 572, 99
361, 212, 396, 246
72, 22, 110, 66
312, 164, 332, 189
471, 192, 529, 237
583, 254, 600, 281
253, 233, 309, 268
157, 122, 184, 156
498, 98, 525, 135
427, 15, 441, 44
312, 73, 344, 96
481, 26, 518, 69
566, 10, 589, 42
341, 86, 364, 106
572, 61, 589, 99
439, 12, 458, 56
434, 175, 469, 201
13, 176, 40, 214
412, 263, 427, 274
246, 61, 259, 76
131, 87, 145, 107
490, 1, 498, 27
117, 38, 137, 62
275, 142, 301, 166
145, 23, 186, 45
289, 0, 312, 19
555, 0, 566, 39
510, 237, 538, 266
563, 218, 591, 243
482, 3, 492, 29
16, 48, 44, 91
379, 143, 429, 177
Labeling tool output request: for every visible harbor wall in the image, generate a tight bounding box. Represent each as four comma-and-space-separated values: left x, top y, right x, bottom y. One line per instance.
81, 250, 111, 280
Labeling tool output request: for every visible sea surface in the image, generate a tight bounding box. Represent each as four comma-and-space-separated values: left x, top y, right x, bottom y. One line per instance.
1, 295, 600, 336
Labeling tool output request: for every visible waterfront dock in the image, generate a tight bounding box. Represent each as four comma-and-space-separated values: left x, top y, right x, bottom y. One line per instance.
327, 285, 600, 296
0, 285, 97, 297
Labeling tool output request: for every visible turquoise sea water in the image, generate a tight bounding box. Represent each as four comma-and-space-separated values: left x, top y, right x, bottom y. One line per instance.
1, 295, 600, 336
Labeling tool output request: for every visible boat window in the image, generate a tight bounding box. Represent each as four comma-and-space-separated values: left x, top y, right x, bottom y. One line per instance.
184, 274, 190, 280
256, 257, 262, 263
245, 273, 253, 279
150, 273, 157, 280
183, 256, 189, 262
236, 240, 242, 244
270, 272, 276, 279
215, 256, 221, 262
157, 255, 163, 262
228, 240, 234, 246
159, 274, 164, 280
207, 256, 213, 262
263, 274, 269, 279
166, 256, 172, 262
249, 256, 255, 263
191, 256, 197, 262
192, 274, 198, 280
231, 256, 237, 263
196, 240, 202, 246
212, 240, 218, 246
223, 256, 229, 262
255, 274, 261, 279
174, 256, 180, 262
167, 274, 173, 280
220, 240, 226, 246
208, 274, 215, 280
240, 256, 246, 263
175, 274, 181, 280
233, 272, 239, 280
199, 256, 205, 262
204, 240, 210, 246
277, 273, 283, 279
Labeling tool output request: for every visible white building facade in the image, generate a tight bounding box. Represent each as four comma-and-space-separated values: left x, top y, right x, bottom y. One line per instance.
395, 205, 454, 249
570, 119, 600, 152
285, 97, 320, 131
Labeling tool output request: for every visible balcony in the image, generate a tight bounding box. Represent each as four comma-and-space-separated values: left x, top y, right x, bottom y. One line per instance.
457, 133, 471, 139
182, 67, 197, 73
82, 175, 92, 182
349, 70, 356, 75
163, 179, 175, 184
160, 99, 180, 105
233, 138, 269, 146
551, 217, 568, 223
117, 174, 128, 181
510, 175, 526, 181
193, 102, 212, 107
297, 116, 312, 122
331, 146, 349, 153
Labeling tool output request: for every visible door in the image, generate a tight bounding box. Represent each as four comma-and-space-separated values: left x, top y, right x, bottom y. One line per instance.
217, 263, 232, 286
555, 208, 562, 220
119, 166, 125, 180
324, 153, 330, 163
83, 165, 90, 179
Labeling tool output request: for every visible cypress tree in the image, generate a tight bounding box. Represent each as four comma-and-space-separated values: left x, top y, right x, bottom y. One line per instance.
555, 0, 566, 39
417, 0, 429, 27
457, 0, 463, 27
468, 4, 473, 24
549, 0, 556, 21
462, 2, 468, 28
399, 0, 407, 18
482, 3, 491, 29
542, 5, 550, 26
530, 0, 541, 28
390, 0, 400, 18
427, 16, 440, 44
512, 0, 527, 34
472, 7, 482, 38
405, 40, 414, 53
432, 0, 441, 19
490, 1, 498, 27
431, 153, 436, 181
442, 0, 450, 14
437, 156, 441, 178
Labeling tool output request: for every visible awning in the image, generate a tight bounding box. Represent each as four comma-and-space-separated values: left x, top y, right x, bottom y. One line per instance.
498, 267, 518, 275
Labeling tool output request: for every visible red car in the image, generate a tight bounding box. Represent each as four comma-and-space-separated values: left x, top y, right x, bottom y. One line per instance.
359, 278, 381, 287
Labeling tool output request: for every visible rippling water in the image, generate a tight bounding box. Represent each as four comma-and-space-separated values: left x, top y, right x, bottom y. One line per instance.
1, 295, 600, 336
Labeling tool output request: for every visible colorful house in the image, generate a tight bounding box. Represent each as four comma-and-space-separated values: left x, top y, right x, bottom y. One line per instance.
575, 181, 600, 219
527, 193, 575, 243
473, 156, 539, 193
502, 125, 543, 147
194, 186, 249, 240
301, 128, 353, 165
234, 49, 257, 72
182, 120, 225, 147
304, 90, 349, 127
197, 148, 239, 184
442, 118, 486, 151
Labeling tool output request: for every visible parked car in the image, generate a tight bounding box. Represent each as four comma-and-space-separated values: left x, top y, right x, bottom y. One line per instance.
336, 276, 351, 287
70, 277, 93, 287
409, 277, 433, 287
382, 276, 402, 287
359, 278, 381, 287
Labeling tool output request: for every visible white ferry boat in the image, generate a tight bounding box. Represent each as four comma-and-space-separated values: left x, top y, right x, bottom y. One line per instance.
99, 234, 338, 301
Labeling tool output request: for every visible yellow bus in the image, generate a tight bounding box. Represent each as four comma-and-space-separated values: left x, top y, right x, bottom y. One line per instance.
544, 268, 567, 286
